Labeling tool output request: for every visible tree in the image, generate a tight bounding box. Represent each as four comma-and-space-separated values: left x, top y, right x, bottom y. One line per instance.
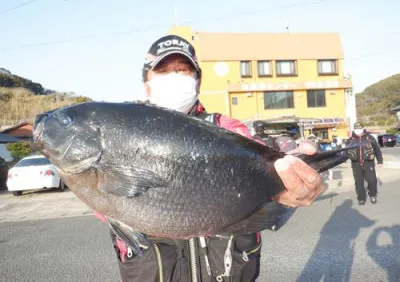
74, 96, 92, 104
6, 141, 33, 161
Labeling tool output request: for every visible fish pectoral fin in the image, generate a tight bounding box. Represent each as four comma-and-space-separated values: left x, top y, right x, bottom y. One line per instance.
220, 201, 291, 235
98, 164, 169, 198
106, 217, 151, 257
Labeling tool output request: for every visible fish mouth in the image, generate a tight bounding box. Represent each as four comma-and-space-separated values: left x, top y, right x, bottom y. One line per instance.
33, 110, 57, 151
32, 133, 44, 151
32, 119, 45, 151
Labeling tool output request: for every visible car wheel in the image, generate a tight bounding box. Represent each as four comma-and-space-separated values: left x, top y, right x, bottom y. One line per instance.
12, 191, 22, 196
58, 181, 66, 192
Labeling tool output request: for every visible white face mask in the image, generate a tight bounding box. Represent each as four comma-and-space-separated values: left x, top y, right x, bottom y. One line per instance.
354, 129, 364, 135
147, 72, 198, 113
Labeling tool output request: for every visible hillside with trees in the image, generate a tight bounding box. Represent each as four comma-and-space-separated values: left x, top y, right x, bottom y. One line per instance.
0, 68, 92, 125
356, 74, 400, 127
0, 67, 49, 95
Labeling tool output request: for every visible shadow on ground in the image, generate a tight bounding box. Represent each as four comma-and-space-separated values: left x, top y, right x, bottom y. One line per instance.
297, 199, 376, 282
367, 225, 400, 282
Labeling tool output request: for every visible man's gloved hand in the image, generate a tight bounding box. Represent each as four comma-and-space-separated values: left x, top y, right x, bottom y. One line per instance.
273, 141, 323, 207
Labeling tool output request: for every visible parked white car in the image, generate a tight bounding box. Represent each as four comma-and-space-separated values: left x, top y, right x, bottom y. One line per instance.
7, 154, 66, 196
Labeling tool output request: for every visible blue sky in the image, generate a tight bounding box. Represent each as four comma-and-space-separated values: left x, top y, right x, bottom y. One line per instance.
0, 0, 399, 103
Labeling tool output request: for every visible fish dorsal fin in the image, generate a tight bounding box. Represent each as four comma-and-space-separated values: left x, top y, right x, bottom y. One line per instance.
294, 145, 354, 173
97, 163, 169, 198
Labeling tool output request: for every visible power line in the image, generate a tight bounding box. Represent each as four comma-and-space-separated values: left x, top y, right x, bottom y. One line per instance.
0, 0, 331, 52
0, 0, 39, 16
0, 25, 168, 51
182, 0, 330, 25
348, 31, 400, 56
347, 44, 400, 62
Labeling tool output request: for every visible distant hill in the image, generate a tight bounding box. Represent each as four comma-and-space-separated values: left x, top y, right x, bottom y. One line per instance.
0, 68, 11, 75
356, 74, 400, 127
0, 87, 92, 125
0, 67, 57, 95
0, 68, 92, 124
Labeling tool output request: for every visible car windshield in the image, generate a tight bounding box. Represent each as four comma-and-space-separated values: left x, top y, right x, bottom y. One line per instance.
15, 158, 51, 167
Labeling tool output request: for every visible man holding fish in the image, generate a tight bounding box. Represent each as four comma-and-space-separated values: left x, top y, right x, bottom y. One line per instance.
33, 35, 347, 282
98, 35, 324, 282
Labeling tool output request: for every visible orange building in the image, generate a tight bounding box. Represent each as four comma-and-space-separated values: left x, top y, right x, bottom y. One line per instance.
169, 26, 355, 139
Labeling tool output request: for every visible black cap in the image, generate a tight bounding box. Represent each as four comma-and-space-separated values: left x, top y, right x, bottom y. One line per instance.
142, 35, 199, 80
253, 121, 268, 130
353, 122, 363, 129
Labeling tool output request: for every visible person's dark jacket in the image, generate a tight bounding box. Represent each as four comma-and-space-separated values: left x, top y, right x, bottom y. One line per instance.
346, 130, 383, 165
253, 133, 280, 151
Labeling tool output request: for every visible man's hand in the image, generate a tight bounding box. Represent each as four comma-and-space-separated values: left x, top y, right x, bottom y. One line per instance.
273, 141, 324, 207
377, 163, 383, 168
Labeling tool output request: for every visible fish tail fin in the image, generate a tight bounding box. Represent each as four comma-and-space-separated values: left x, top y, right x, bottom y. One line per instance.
294, 146, 353, 173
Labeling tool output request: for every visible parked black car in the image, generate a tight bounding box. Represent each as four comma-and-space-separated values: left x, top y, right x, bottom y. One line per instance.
0, 156, 8, 190
377, 134, 397, 147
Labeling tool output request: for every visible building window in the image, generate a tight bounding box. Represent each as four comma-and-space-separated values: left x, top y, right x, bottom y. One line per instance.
232, 97, 238, 105
318, 60, 337, 75
240, 61, 251, 77
307, 90, 326, 107
276, 60, 296, 76
257, 61, 272, 76
314, 129, 329, 140
264, 91, 294, 109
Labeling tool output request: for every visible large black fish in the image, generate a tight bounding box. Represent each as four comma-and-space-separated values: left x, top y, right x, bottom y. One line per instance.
32, 102, 348, 247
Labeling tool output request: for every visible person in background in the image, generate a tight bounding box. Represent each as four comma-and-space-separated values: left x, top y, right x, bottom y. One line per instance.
332, 134, 343, 149
252, 123, 280, 150
306, 134, 321, 150
346, 122, 383, 205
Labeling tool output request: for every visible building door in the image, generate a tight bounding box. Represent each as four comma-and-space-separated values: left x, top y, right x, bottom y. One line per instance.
229, 93, 257, 120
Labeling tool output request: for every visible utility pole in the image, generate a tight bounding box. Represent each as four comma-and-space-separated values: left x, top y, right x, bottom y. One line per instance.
285, 16, 290, 33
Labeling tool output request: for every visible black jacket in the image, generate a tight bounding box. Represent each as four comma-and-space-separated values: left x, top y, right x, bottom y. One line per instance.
347, 131, 383, 164
253, 133, 280, 151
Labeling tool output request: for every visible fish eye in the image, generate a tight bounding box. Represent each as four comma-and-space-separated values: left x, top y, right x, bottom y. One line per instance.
59, 116, 72, 127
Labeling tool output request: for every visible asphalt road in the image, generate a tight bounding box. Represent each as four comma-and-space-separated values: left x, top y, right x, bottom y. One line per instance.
381, 146, 400, 159
259, 180, 400, 281
1, 179, 399, 282
0, 216, 119, 282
